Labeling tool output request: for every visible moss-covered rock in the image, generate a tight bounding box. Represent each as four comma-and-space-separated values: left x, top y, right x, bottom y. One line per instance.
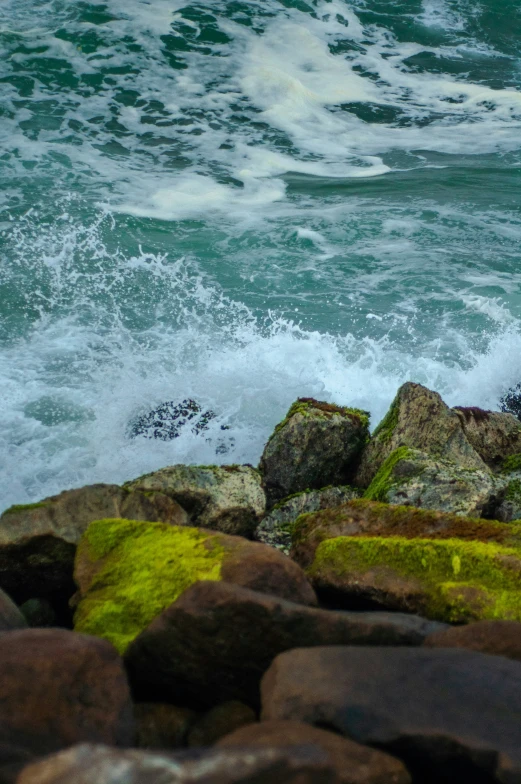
307, 534, 521, 622
259, 398, 369, 509
73, 518, 316, 654
290, 498, 521, 569
0, 484, 187, 601
355, 383, 486, 488
125, 464, 265, 538
255, 485, 360, 554
364, 447, 497, 516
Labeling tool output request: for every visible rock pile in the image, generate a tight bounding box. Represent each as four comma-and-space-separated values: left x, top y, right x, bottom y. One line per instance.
2, 384, 521, 783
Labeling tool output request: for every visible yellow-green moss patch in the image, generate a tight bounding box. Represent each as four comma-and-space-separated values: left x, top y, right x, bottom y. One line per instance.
363, 446, 419, 502
502, 453, 521, 473
74, 518, 225, 654
270, 398, 370, 440
309, 535, 521, 623
2, 501, 51, 515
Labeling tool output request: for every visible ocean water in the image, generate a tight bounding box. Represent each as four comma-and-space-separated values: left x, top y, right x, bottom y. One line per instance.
1, 0, 521, 511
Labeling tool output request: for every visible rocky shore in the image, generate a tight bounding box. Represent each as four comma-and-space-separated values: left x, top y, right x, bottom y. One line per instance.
2, 382, 521, 783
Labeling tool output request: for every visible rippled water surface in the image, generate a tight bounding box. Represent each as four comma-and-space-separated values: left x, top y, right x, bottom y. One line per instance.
2, 0, 521, 509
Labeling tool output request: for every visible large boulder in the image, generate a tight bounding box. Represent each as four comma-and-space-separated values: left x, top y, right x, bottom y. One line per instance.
255, 485, 360, 554
16, 743, 336, 784
125, 580, 444, 708
218, 721, 411, 784
290, 498, 521, 569
423, 619, 521, 662
0, 629, 133, 782
363, 447, 497, 516
304, 531, 521, 621
453, 406, 521, 469
355, 383, 486, 488
259, 399, 369, 509
73, 519, 316, 654
0, 484, 187, 600
125, 465, 265, 538
261, 646, 521, 783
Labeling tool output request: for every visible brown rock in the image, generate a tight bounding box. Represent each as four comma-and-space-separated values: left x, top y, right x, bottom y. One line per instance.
125, 581, 444, 708
0, 484, 187, 600
134, 703, 197, 750
16, 742, 337, 784
261, 646, 521, 783
453, 407, 521, 469
0, 588, 27, 631
218, 720, 410, 784
260, 399, 369, 509
424, 619, 521, 662
355, 383, 486, 487
0, 629, 133, 780
187, 702, 256, 747
290, 498, 521, 569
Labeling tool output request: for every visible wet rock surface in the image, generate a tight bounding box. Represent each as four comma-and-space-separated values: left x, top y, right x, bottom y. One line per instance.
217, 720, 411, 784
255, 485, 360, 554
261, 646, 521, 784
423, 619, 521, 662
125, 580, 443, 708
259, 398, 369, 509
16, 743, 337, 784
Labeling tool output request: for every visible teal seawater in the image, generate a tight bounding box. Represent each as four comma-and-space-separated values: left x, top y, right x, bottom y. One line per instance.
1, 0, 521, 509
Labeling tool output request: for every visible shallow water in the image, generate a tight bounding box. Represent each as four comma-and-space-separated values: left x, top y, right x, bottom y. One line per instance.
1, 0, 521, 510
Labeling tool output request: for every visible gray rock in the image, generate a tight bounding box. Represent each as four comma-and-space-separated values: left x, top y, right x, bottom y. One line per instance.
260, 398, 369, 510
255, 486, 360, 554
125, 465, 265, 538
0, 587, 27, 631
0, 484, 187, 598
125, 580, 445, 709
355, 383, 487, 488
488, 471, 521, 522
453, 406, 521, 470
364, 447, 497, 516
261, 646, 521, 783
16, 743, 336, 784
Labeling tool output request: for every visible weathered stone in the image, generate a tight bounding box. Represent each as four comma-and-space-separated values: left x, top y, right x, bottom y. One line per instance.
74, 519, 316, 654
218, 720, 411, 784
187, 702, 256, 747
16, 743, 336, 784
290, 498, 521, 570
453, 406, 521, 469
0, 484, 187, 600
424, 619, 521, 662
355, 383, 486, 488
255, 486, 360, 554
0, 629, 133, 780
306, 533, 521, 621
363, 447, 497, 516
490, 470, 521, 522
125, 465, 265, 538
259, 399, 369, 509
19, 598, 56, 628
125, 581, 444, 708
134, 704, 197, 750
0, 588, 27, 631
261, 646, 521, 783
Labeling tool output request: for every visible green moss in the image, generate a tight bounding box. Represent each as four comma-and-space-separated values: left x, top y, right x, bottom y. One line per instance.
310, 535, 521, 623
74, 519, 225, 654
505, 479, 521, 504
269, 398, 370, 441
502, 453, 521, 473
363, 446, 418, 502
2, 501, 51, 515
371, 395, 399, 442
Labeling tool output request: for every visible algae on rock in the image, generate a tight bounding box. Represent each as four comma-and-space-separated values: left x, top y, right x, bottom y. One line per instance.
74, 518, 317, 654
355, 383, 487, 488
260, 397, 369, 510
307, 534, 521, 623
363, 447, 497, 517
